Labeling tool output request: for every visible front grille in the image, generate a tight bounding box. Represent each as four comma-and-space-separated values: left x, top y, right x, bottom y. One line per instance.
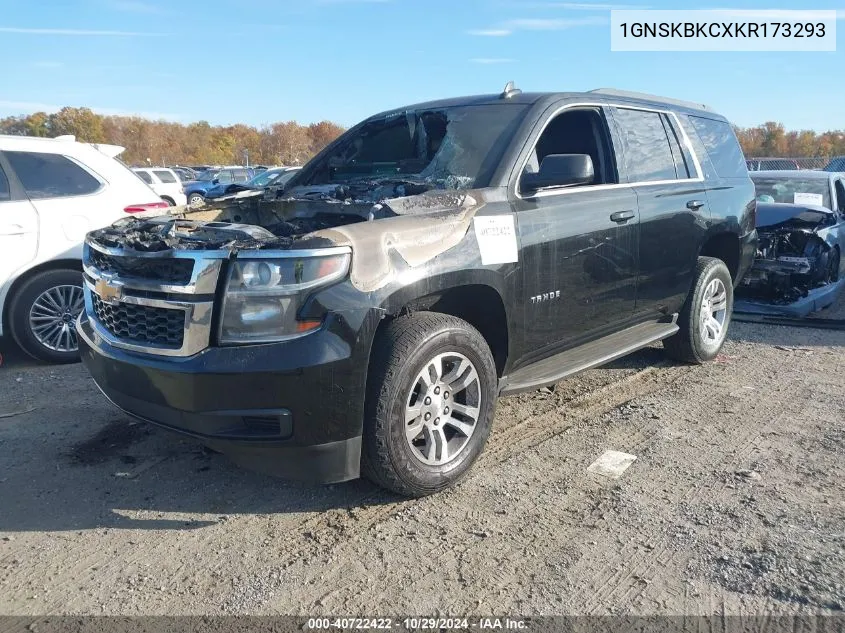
92, 294, 185, 348
89, 250, 194, 285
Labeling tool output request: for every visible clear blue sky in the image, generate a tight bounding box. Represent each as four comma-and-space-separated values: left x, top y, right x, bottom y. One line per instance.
0, 0, 843, 131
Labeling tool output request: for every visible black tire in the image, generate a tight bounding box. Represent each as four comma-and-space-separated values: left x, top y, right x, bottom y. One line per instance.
161, 196, 176, 206
187, 193, 204, 207
8, 269, 84, 364
663, 257, 733, 365
361, 312, 497, 497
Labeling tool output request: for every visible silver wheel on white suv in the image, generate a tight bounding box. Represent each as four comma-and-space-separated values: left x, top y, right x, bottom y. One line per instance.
9, 269, 85, 364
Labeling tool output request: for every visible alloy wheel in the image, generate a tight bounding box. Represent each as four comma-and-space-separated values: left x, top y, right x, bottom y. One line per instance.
404, 352, 482, 466
699, 278, 728, 345
28, 285, 84, 353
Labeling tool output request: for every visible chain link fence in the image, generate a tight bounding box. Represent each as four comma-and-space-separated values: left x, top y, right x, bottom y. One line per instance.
745, 157, 833, 171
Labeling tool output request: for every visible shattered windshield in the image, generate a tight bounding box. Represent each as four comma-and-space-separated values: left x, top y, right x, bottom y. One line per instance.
300, 104, 529, 191
752, 176, 832, 209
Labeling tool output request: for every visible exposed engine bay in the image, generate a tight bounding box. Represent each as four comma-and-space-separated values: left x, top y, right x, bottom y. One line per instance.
738, 203, 842, 304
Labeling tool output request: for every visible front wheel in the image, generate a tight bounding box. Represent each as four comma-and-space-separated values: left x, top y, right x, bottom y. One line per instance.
187, 193, 205, 208
362, 312, 498, 497
8, 269, 85, 363
663, 257, 733, 364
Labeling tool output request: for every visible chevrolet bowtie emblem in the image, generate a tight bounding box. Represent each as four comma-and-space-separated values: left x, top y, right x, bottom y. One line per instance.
95, 278, 123, 304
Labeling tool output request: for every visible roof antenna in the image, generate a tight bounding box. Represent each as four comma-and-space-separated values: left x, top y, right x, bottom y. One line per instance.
501, 81, 521, 99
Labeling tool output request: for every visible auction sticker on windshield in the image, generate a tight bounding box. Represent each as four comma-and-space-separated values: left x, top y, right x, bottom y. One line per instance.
474, 215, 518, 265
794, 192, 824, 206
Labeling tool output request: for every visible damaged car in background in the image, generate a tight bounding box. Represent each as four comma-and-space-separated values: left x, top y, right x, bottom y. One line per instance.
737, 170, 845, 309
76, 86, 757, 497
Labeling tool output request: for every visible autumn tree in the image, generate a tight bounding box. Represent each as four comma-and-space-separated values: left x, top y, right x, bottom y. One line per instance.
48, 107, 106, 142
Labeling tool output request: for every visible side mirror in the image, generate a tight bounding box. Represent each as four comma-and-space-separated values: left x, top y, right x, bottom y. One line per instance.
212, 178, 220, 185
521, 154, 594, 194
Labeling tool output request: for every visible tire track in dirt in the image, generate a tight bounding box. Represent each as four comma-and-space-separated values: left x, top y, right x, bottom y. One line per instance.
219, 362, 691, 612
573, 350, 820, 614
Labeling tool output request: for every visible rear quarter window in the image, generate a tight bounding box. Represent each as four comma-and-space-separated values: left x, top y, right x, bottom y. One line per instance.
688, 116, 748, 179
6, 151, 102, 199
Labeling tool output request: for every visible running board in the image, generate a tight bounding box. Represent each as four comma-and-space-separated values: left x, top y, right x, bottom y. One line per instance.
499, 318, 679, 396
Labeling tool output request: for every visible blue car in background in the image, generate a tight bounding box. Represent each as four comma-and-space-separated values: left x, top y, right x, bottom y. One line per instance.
204, 167, 301, 200
184, 166, 254, 207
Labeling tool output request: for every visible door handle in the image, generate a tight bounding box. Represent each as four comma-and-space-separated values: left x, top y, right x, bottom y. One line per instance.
610, 210, 635, 223
0, 224, 26, 236
686, 200, 706, 211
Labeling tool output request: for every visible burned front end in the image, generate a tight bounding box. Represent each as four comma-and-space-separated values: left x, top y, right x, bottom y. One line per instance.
75, 173, 489, 484
738, 203, 840, 304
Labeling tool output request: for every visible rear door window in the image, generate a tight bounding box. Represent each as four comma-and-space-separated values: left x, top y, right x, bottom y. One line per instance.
232, 169, 249, 182
689, 116, 748, 178
612, 108, 678, 183
6, 151, 102, 199
153, 170, 177, 183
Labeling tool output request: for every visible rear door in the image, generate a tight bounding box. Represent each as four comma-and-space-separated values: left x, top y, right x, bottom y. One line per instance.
4, 150, 106, 261
609, 106, 710, 319
0, 153, 39, 285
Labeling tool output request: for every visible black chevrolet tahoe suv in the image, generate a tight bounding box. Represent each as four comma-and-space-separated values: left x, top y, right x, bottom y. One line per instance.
78, 86, 757, 497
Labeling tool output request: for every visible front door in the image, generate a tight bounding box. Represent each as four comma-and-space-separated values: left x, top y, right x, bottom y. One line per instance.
511, 106, 639, 362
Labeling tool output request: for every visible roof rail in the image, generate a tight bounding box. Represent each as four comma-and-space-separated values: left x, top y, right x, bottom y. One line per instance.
588, 88, 713, 112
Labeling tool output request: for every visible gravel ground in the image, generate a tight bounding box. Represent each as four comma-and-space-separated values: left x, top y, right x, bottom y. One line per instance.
0, 300, 843, 617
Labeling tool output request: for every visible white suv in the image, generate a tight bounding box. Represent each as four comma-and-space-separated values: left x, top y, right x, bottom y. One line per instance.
132, 167, 188, 207
0, 135, 168, 363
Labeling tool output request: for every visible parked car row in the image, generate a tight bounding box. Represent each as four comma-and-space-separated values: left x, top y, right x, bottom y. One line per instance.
131, 168, 187, 207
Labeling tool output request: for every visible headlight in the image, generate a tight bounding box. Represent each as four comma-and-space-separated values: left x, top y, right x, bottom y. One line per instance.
219, 252, 350, 344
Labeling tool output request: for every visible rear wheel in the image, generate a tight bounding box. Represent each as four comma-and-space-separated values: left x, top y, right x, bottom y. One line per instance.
663, 257, 733, 364
9, 269, 85, 364
362, 312, 497, 497
161, 196, 176, 206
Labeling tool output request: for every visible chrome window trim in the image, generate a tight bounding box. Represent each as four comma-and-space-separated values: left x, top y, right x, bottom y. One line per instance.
513, 101, 705, 201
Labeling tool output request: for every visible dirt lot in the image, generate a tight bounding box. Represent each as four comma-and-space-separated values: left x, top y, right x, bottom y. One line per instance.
1, 306, 844, 617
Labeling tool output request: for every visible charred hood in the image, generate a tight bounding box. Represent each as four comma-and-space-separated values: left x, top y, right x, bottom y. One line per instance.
86, 187, 482, 255
756, 202, 836, 231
